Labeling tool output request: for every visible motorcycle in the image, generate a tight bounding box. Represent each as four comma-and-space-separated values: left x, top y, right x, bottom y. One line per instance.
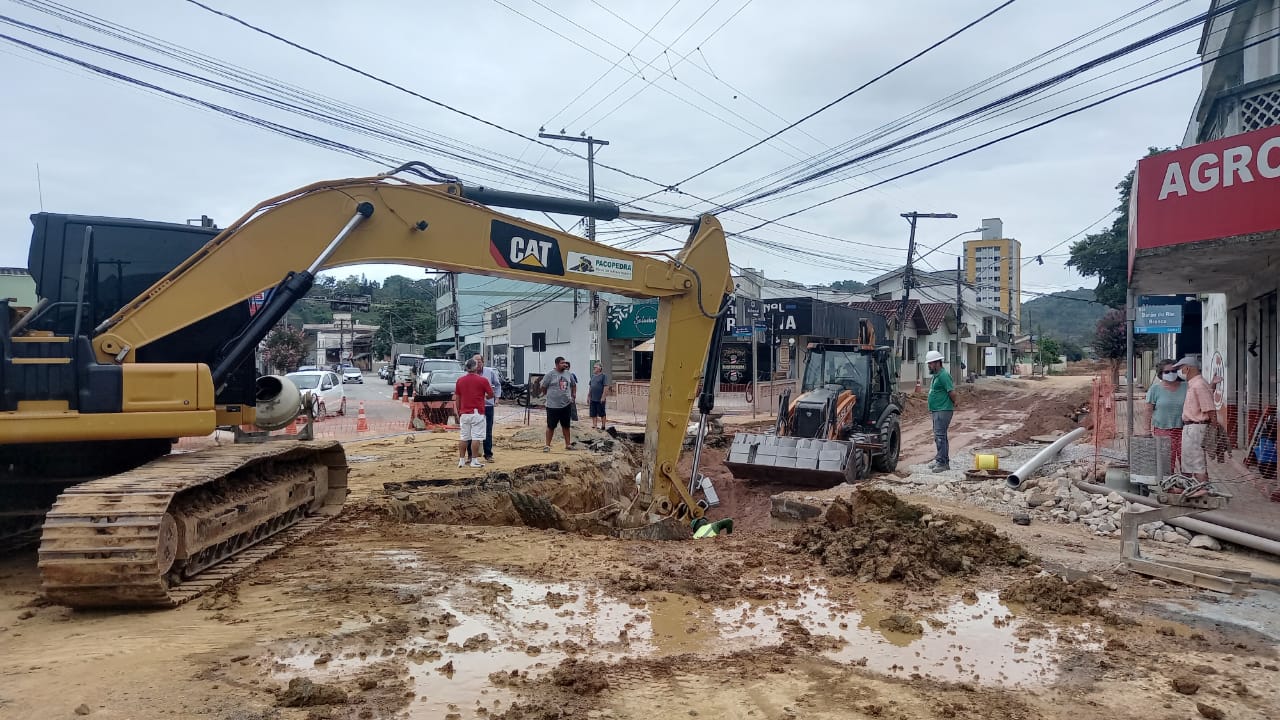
501, 377, 532, 407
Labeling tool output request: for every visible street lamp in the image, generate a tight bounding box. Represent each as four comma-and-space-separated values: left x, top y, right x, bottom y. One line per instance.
915, 226, 987, 264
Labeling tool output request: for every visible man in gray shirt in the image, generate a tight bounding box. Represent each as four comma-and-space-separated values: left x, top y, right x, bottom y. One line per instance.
540, 356, 576, 452
588, 363, 609, 429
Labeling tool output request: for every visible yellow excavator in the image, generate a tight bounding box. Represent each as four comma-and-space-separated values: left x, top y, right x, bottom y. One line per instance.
1, 163, 734, 608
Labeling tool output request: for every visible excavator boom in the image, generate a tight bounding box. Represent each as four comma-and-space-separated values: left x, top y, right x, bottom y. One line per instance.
4, 172, 733, 607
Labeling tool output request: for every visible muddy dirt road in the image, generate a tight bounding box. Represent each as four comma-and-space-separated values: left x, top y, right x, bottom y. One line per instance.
2, 383, 1278, 720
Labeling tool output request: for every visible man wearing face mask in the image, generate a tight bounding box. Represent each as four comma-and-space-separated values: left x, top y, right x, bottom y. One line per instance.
1146, 359, 1187, 473
1173, 356, 1217, 484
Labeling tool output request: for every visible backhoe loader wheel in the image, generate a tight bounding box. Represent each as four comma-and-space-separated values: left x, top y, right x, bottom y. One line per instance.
872, 415, 901, 473
843, 448, 868, 484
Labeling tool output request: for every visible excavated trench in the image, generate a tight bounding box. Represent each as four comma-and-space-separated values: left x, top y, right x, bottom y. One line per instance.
381, 440, 640, 527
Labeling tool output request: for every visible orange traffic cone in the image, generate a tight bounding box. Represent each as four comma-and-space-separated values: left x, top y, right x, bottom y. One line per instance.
356, 401, 369, 432
914, 375, 923, 394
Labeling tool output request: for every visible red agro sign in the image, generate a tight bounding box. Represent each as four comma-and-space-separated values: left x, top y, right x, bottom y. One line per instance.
1130, 124, 1280, 266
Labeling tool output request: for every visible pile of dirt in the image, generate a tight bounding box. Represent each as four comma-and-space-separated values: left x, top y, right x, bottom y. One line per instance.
792, 488, 1036, 585
984, 386, 1092, 445
899, 391, 929, 423
680, 444, 777, 532
999, 574, 1112, 617
603, 530, 807, 602
275, 678, 347, 708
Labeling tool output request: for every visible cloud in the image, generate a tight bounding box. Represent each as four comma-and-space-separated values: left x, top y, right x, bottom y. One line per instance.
0, 0, 1205, 301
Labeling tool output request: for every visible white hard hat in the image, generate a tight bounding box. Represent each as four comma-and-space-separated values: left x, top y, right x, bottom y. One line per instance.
925, 350, 945, 364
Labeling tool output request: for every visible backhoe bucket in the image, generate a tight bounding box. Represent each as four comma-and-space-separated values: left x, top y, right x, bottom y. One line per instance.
724, 433, 864, 488
508, 491, 693, 540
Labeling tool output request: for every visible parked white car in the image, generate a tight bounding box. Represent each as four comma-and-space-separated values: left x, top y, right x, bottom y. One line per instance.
340, 365, 364, 384
416, 359, 465, 396
286, 370, 346, 418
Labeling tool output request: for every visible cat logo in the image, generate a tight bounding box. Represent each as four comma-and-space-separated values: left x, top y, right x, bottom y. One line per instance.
489, 220, 564, 276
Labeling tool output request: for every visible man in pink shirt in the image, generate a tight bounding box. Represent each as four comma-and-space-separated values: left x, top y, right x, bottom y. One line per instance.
1174, 356, 1218, 483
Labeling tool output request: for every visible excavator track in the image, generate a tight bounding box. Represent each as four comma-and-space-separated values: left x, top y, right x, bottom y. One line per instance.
37, 440, 348, 608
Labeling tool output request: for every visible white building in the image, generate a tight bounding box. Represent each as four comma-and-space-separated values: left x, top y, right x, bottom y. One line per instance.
861, 267, 1015, 376
480, 299, 595, 383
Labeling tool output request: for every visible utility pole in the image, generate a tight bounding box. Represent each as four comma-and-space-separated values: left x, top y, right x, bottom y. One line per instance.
1007, 284, 1016, 373
539, 131, 610, 321
896, 212, 957, 363
955, 256, 964, 380
449, 272, 461, 359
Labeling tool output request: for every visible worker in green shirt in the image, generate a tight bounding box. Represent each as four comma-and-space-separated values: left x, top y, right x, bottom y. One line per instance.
925, 350, 957, 471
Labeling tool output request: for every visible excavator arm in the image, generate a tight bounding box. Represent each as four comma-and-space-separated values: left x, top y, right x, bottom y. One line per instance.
85, 173, 733, 524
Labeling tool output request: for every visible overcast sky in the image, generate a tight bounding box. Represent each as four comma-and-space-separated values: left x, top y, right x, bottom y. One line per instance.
0, 0, 1212, 300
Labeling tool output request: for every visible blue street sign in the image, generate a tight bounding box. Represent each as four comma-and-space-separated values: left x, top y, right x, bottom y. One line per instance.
732, 327, 754, 337
1136, 304, 1182, 334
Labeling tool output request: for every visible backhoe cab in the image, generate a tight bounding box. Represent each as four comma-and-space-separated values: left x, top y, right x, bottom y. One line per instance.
726, 342, 903, 487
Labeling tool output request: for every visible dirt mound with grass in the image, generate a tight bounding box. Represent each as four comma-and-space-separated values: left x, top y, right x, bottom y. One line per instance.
792, 488, 1036, 585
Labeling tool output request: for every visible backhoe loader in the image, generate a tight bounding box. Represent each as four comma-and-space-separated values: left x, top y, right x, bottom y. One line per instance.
0, 163, 733, 608
726, 334, 903, 487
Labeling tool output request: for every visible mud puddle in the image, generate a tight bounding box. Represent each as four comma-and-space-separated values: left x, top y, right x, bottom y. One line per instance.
714, 578, 1096, 686
260, 551, 1094, 717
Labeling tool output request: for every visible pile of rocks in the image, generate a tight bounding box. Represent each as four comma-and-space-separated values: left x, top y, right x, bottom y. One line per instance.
887, 459, 1224, 550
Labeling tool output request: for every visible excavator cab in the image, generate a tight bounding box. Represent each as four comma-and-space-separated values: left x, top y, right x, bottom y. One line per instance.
1, 215, 256, 475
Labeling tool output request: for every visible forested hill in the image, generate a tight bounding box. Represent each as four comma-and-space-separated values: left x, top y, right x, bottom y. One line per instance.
1021, 288, 1106, 344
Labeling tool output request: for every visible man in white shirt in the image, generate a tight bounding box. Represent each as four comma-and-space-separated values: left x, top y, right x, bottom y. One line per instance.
464, 353, 503, 463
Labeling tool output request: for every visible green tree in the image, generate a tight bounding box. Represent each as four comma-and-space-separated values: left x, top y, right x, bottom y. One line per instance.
1095, 309, 1155, 383
262, 326, 308, 374
372, 299, 436, 359
827, 279, 868, 293
1036, 336, 1063, 367
1067, 147, 1171, 309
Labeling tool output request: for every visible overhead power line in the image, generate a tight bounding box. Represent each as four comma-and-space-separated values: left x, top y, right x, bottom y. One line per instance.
11, 0, 671, 202
629, 0, 1020, 203
539, 0, 685, 129
0, 30, 403, 165
723, 0, 1251, 211
726, 12, 1274, 236
5, 3, 893, 263
181, 0, 681, 193
698, 0, 1182, 209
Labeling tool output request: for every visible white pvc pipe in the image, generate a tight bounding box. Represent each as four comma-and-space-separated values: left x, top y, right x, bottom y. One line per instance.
1005, 427, 1088, 489
1074, 481, 1280, 558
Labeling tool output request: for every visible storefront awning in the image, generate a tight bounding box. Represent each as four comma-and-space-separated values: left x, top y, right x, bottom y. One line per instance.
633, 338, 655, 352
